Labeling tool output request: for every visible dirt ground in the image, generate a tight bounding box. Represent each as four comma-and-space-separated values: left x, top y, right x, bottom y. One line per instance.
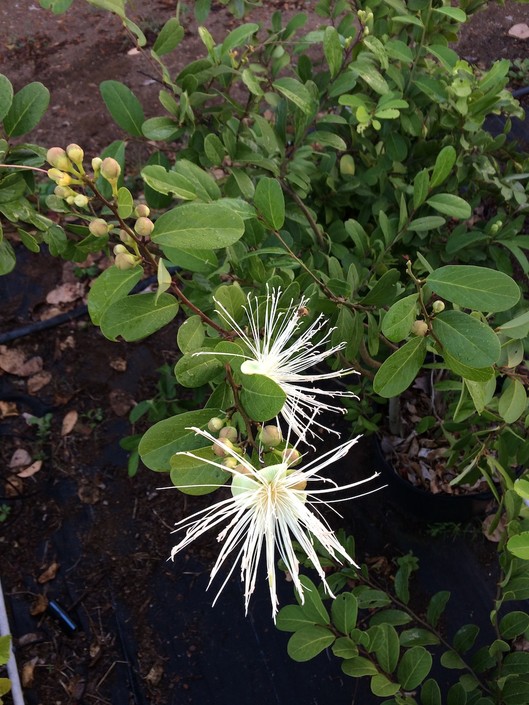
1, 2, 529, 704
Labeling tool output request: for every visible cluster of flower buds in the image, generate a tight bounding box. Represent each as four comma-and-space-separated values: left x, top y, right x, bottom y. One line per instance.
113, 244, 141, 271
357, 8, 374, 35
47, 145, 123, 205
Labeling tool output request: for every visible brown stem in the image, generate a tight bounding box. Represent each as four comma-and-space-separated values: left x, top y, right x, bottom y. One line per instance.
225, 364, 255, 446
281, 180, 326, 249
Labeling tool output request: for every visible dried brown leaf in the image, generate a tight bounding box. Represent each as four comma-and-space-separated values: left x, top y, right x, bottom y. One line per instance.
0, 401, 18, 418
37, 561, 60, 584
61, 410, 79, 436
17, 460, 43, 478
22, 657, 39, 687
27, 370, 52, 394
30, 594, 49, 616
45, 282, 84, 305
0, 346, 43, 376
9, 448, 32, 469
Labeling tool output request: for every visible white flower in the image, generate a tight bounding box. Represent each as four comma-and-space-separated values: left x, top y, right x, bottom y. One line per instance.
210, 287, 358, 441
169, 426, 379, 620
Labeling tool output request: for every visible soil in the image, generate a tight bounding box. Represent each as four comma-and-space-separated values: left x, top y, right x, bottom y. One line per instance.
1, 2, 529, 704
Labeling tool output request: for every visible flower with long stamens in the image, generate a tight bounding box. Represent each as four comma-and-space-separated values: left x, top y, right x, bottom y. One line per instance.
169, 426, 380, 620
203, 287, 358, 441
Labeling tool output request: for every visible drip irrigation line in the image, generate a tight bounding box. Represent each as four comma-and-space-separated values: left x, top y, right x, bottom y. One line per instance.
0, 577, 25, 705
0, 267, 179, 346
512, 86, 529, 98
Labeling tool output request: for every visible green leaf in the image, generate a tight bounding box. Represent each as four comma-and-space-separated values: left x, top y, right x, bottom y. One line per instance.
152, 202, 245, 250
360, 268, 400, 306
221, 23, 259, 54
382, 294, 418, 343
0, 237, 16, 275
400, 629, 440, 647
430, 146, 457, 188
507, 532, 529, 560
426, 194, 471, 220
3, 82, 50, 137
413, 169, 430, 210
499, 611, 529, 640
214, 283, 246, 322
139, 408, 220, 471
342, 656, 378, 677
163, 246, 218, 273
0, 635, 10, 663
331, 593, 358, 635
0, 74, 13, 121
434, 6, 466, 22
454, 624, 479, 654
287, 626, 335, 662
204, 133, 226, 166
296, 575, 330, 624
86, 0, 125, 15
502, 675, 529, 705
497, 311, 529, 340
373, 623, 400, 673
87, 265, 143, 325
421, 679, 442, 705
426, 591, 450, 628
152, 18, 184, 55
370, 674, 400, 697
440, 650, 466, 669
170, 446, 229, 495
100, 80, 145, 137
177, 315, 205, 354
427, 265, 520, 312
323, 26, 343, 78
100, 292, 178, 341
155, 258, 172, 304
499, 379, 527, 424
254, 177, 285, 230
398, 646, 432, 690
239, 373, 286, 422
443, 350, 495, 383
276, 604, 316, 632
174, 351, 224, 388
514, 478, 529, 501
432, 311, 500, 367
373, 337, 427, 398
173, 159, 221, 201
141, 116, 180, 141
332, 636, 358, 659
273, 77, 313, 114
117, 186, 133, 219
369, 610, 412, 627
141, 165, 196, 199
408, 216, 446, 233
464, 376, 496, 414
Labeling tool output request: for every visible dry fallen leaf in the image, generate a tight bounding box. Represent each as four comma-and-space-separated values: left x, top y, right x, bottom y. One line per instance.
145, 663, 164, 686
9, 448, 32, 469
77, 480, 101, 504
30, 594, 49, 616
17, 460, 43, 478
109, 388, 134, 416
27, 370, 52, 394
61, 410, 79, 436
5, 475, 24, 497
482, 513, 507, 542
37, 561, 60, 584
508, 23, 529, 39
0, 346, 43, 376
0, 400, 18, 418
109, 357, 127, 372
22, 657, 39, 687
45, 282, 85, 305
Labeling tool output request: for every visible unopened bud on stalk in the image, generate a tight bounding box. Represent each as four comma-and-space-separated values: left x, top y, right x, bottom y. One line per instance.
289, 475, 307, 491
89, 218, 110, 237
432, 300, 445, 314
223, 457, 239, 470
119, 229, 134, 245
54, 185, 73, 199
208, 417, 225, 433
66, 195, 75, 205
46, 147, 71, 171
48, 168, 72, 186
66, 143, 84, 166
259, 425, 282, 448
219, 426, 238, 443
100, 157, 121, 181
411, 319, 429, 337
134, 203, 150, 218
282, 448, 301, 466
74, 194, 89, 208
134, 216, 154, 237
212, 438, 234, 457
91, 157, 103, 174
114, 252, 139, 270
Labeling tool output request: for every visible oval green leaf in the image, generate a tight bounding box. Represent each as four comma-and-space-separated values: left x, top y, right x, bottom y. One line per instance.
432, 310, 500, 368
426, 193, 471, 220
373, 336, 427, 398
4, 82, 50, 137
287, 626, 335, 662
152, 202, 245, 250
254, 177, 285, 230
427, 265, 520, 312
239, 373, 286, 422
382, 294, 419, 342
87, 265, 143, 325
507, 532, 529, 560
170, 446, 230, 495
100, 80, 145, 137
100, 292, 178, 341
174, 351, 224, 388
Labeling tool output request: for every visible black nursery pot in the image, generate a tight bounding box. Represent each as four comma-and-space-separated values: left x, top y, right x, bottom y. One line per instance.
373, 437, 492, 524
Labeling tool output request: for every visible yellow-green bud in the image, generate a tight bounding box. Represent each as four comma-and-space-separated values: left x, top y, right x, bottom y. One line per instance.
46, 147, 71, 171
212, 438, 234, 457
219, 426, 238, 443
134, 203, 150, 218
119, 229, 134, 245
54, 185, 73, 199
89, 218, 110, 237
66, 195, 75, 205
48, 168, 71, 186
134, 216, 154, 237
208, 417, 225, 433
113, 244, 129, 255
289, 475, 307, 491
432, 300, 445, 314
91, 157, 103, 174
411, 319, 429, 337
100, 157, 121, 181
259, 425, 282, 448
66, 143, 84, 166
74, 194, 89, 208
115, 252, 138, 270
223, 457, 239, 470
282, 448, 302, 466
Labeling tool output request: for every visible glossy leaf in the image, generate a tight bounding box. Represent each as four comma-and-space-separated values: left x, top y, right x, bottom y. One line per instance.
331, 593, 358, 635
507, 533, 529, 560
100, 80, 145, 137
370, 674, 400, 697
273, 77, 313, 114
0, 74, 13, 121
141, 165, 197, 200
3, 82, 50, 137
373, 623, 400, 673
427, 265, 520, 312
153, 203, 245, 250
342, 656, 378, 677
100, 292, 178, 341
432, 311, 500, 368
276, 605, 316, 632
174, 351, 224, 388
430, 145, 457, 188
177, 315, 205, 354
87, 265, 143, 325
398, 646, 432, 690
499, 611, 529, 640
426, 193, 471, 220
421, 679, 442, 705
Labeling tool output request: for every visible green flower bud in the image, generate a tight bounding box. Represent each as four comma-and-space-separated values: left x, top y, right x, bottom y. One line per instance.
66, 143, 84, 166
432, 300, 445, 314
289, 474, 307, 491
282, 448, 301, 466
113, 244, 129, 255
54, 185, 73, 199
115, 252, 138, 270
66, 195, 75, 205
219, 426, 238, 443
46, 147, 72, 171
119, 229, 134, 245
212, 438, 234, 457
89, 218, 110, 237
91, 157, 103, 174
259, 425, 282, 448
100, 157, 121, 181
48, 168, 71, 185
74, 194, 89, 208
134, 216, 154, 237
411, 319, 429, 337
208, 417, 225, 433
134, 203, 150, 218
223, 457, 239, 470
